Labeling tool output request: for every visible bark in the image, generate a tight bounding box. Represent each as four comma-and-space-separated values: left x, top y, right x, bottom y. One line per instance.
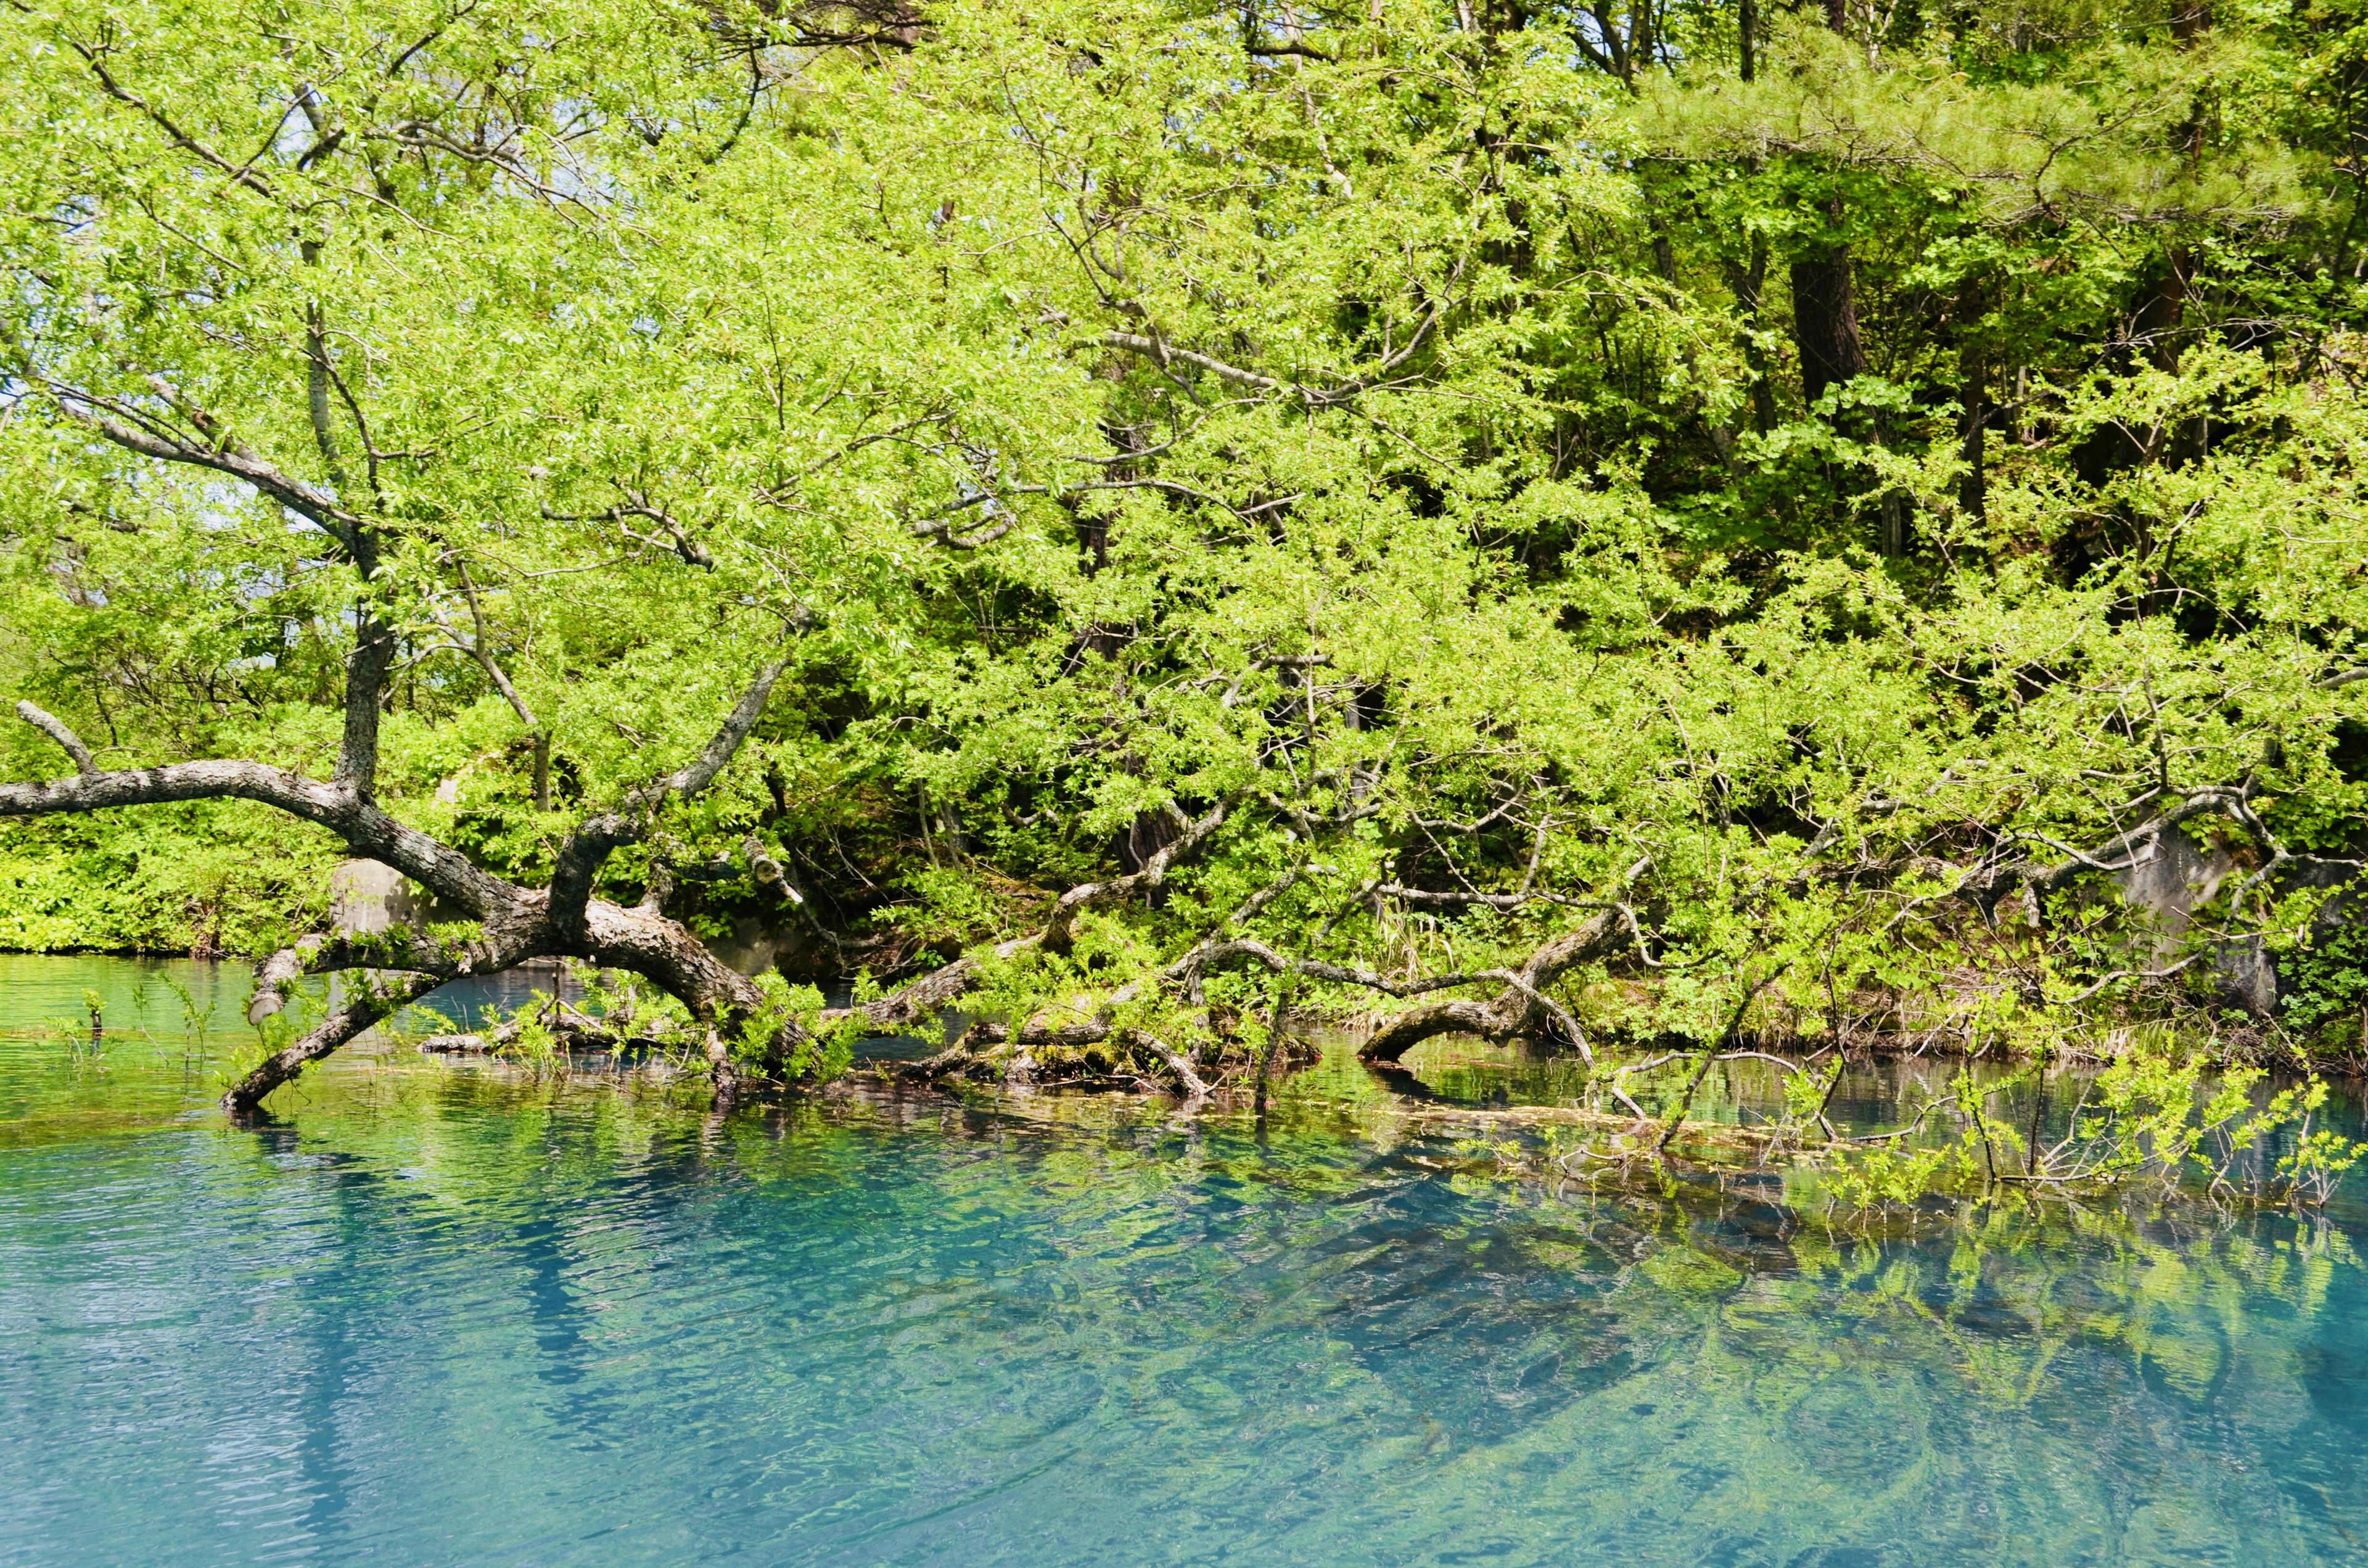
0, 759, 517, 916
1789, 200, 1865, 411
2136, 250, 2187, 375
223, 973, 444, 1115
1951, 279, 1989, 525
14, 702, 94, 775
1792, 0, 1864, 416
2, 657, 791, 1109
1358, 908, 1622, 1062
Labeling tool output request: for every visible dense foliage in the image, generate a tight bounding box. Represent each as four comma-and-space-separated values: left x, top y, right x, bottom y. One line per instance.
4, 0, 2367, 1081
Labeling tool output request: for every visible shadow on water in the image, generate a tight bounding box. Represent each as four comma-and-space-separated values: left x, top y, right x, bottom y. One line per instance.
2, 954, 2366, 1565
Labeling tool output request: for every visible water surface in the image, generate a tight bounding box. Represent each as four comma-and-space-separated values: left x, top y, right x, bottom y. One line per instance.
2, 954, 2364, 1566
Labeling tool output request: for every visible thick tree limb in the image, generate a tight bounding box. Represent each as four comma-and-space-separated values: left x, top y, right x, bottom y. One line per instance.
1358, 909, 1624, 1062
915, 1015, 1204, 1095
816, 930, 1043, 1036
222, 971, 443, 1114
0, 757, 519, 917
245, 927, 492, 1024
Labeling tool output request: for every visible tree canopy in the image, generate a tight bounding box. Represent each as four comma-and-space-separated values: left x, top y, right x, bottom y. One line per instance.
4, 0, 2367, 1106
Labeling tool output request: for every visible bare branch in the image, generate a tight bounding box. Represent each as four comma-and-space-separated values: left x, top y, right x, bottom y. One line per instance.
548, 639, 804, 938
543, 489, 715, 568
14, 701, 95, 775
1177, 937, 1490, 999
442, 562, 550, 810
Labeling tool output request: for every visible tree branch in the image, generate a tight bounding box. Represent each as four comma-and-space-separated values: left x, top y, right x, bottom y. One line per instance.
14, 701, 95, 775
445, 561, 550, 810
0, 757, 520, 917
1100, 306, 1436, 409
223, 970, 443, 1114
68, 41, 277, 198
547, 641, 802, 939
38, 377, 359, 537
245, 927, 490, 1025
1042, 795, 1236, 950
1358, 908, 1624, 1062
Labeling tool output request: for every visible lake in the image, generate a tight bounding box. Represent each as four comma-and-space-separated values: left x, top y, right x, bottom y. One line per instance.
2, 953, 2365, 1566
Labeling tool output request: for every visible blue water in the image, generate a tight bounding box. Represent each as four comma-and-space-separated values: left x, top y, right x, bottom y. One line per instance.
3, 955, 2366, 1565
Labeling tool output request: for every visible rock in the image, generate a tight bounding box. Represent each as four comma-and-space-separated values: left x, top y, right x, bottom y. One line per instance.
329, 860, 464, 935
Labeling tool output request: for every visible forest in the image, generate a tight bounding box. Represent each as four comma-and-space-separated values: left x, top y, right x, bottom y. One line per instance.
4, 0, 2368, 1113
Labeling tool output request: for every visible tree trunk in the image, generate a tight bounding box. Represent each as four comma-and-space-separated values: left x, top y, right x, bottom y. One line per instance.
1958, 282, 1989, 525
1790, 199, 1865, 411
1794, 0, 1864, 416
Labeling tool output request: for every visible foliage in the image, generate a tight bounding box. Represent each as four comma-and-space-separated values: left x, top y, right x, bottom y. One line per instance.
2277, 908, 2368, 1054
730, 972, 845, 1080
1814, 1045, 2368, 1212
1, 0, 2367, 1081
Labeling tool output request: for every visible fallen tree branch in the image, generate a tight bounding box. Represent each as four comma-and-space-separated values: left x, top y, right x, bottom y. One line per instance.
1122, 1027, 1207, 1097
222, 971, 444, 1114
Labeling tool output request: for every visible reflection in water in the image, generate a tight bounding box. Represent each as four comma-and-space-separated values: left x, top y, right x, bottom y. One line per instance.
0, 954, 2364, 1566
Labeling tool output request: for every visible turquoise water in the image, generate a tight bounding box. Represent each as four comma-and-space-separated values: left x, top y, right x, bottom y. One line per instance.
3, 954, 2367, 1566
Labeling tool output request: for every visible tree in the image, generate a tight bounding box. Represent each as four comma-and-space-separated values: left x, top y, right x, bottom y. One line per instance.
5, 0, 2368, 1113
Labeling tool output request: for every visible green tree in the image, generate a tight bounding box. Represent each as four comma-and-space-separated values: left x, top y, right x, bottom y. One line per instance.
3, 0, 2366, 1112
